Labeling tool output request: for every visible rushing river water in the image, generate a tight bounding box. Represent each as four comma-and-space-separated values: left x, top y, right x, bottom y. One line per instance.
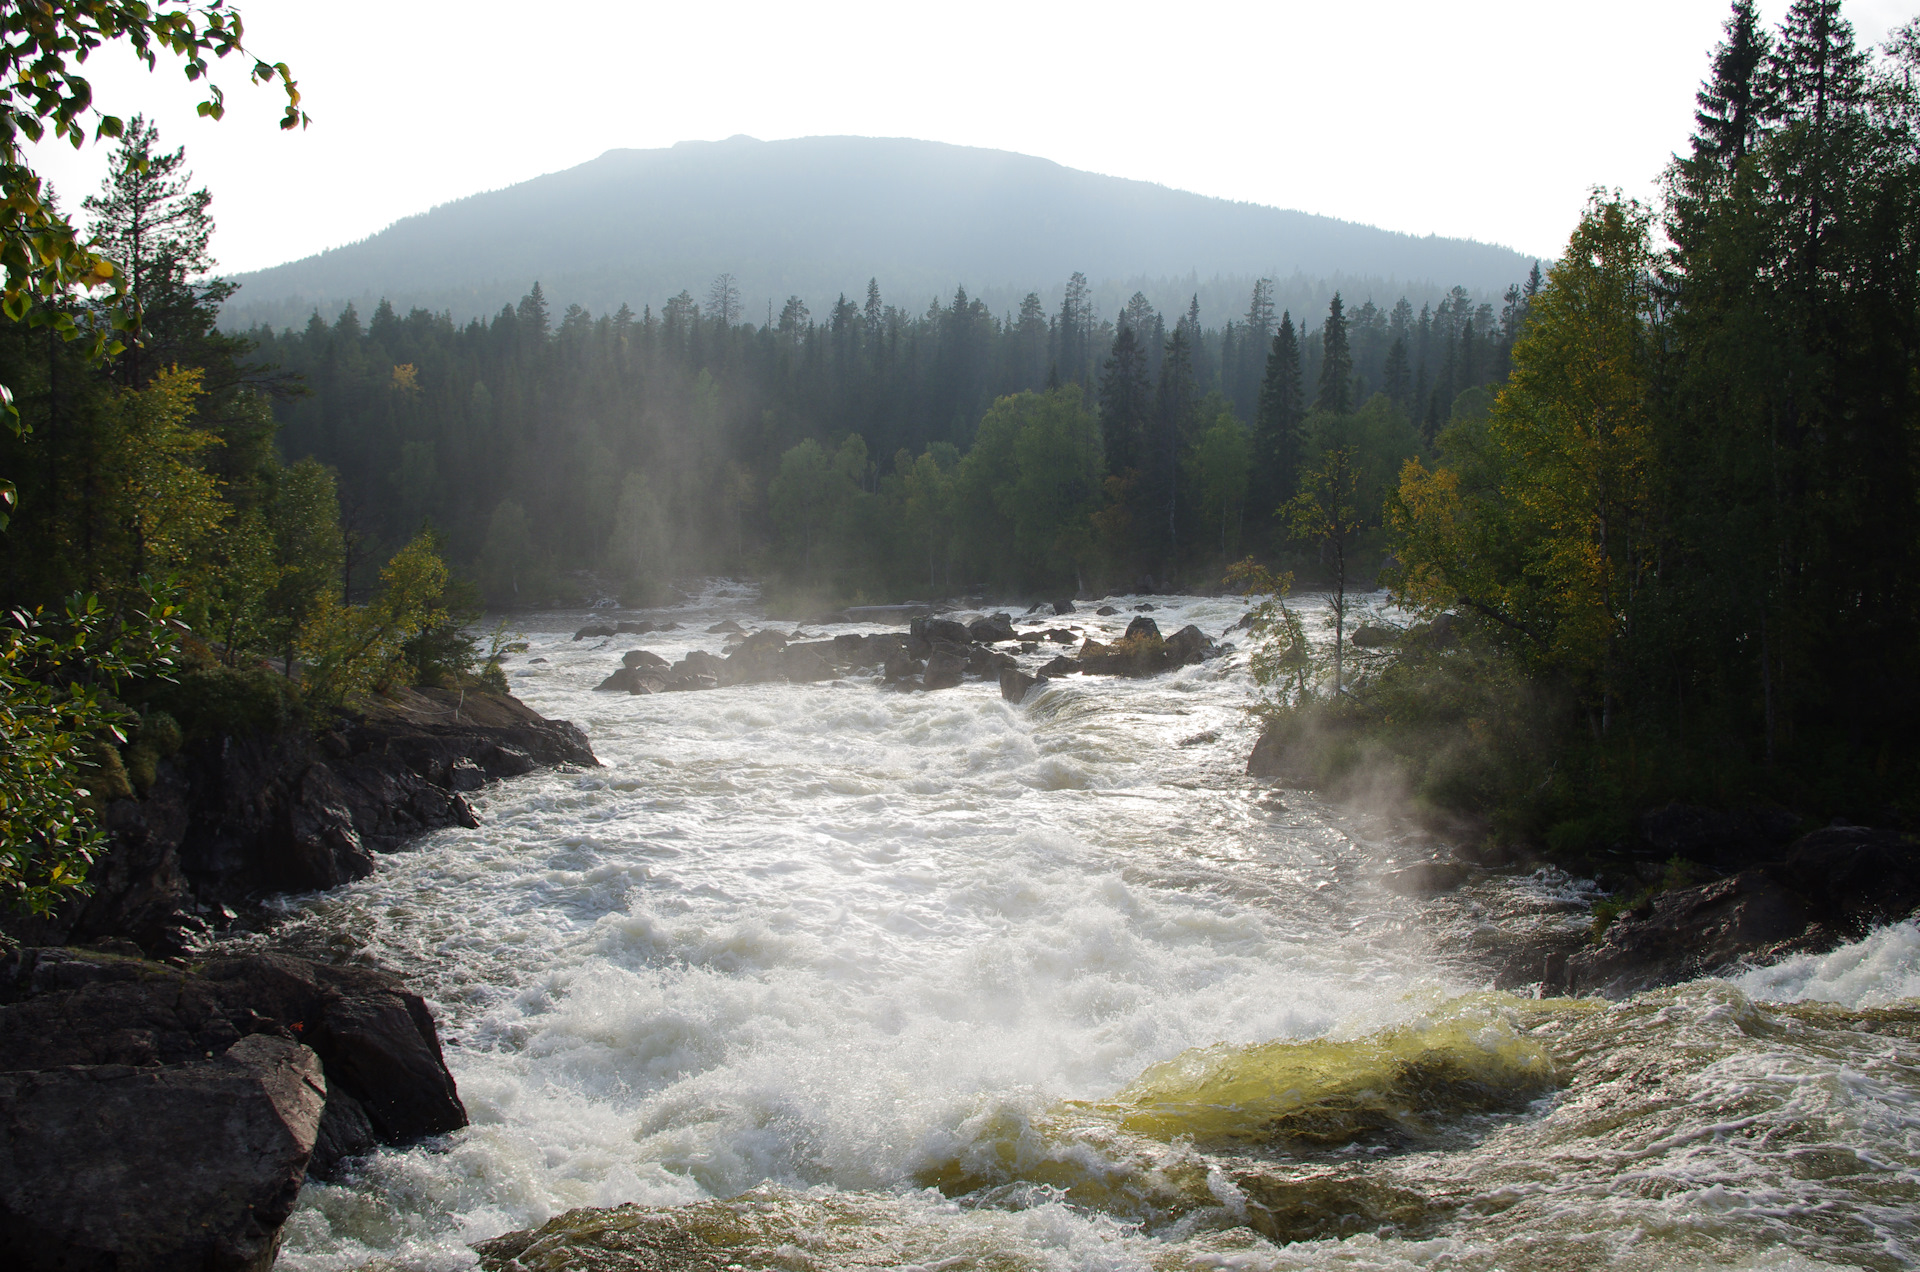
243, 585, 1920, 1272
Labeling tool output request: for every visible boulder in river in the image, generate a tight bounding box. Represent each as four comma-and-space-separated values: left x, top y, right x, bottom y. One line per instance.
1095, 605, 1119, 616
622, 650, 670, 670
615, 620, 655, 635
924, 650, 967, 690
1125, 615, 1163, 642
968, 613, 1017, 644
999, 667, 1039, 703
572, 623, 616, 641
1053, 599, 1076, 615
1350, 623, 1397, 649
913, 616, 973, 647
706, 619, 744, 634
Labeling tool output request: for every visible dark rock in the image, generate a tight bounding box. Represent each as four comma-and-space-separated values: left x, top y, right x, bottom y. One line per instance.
1553, 827, 1920, 997
783, 648, 836, 682
0, 1033, 325, 1272
883, 649, 924, 683
999, 667, 1039, 703
1556, 871, 1816, 997
1045, 628, 1077, 644
622, 649, 669, 670
1378, 862, 1471, 895
706, 619, 744, 634
1124, 616, 1163, 642
615, 620, 655, 635
572, 623, 616, 641
1096, 605, 1119, 616
448, 758, 486, 792
924, 650, 967, 690
1246, 730, 1311, 785
968, 613, 1017, 644
924, 617, 973, 646
1040, 655, 1078, 677
628, 674, 667, 695
1052, 599, 1076, 615
309, 1087, 376, 1178
1135, 603, 1157, 611
595, 667, 640, 692
1350, 623, 1397, 649
284, 763, 375, 890
481, 743, 536, 781
1165, 624, 1216, 666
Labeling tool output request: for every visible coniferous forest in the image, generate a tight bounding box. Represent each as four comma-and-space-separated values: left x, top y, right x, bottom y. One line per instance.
240, 268, 1530, 608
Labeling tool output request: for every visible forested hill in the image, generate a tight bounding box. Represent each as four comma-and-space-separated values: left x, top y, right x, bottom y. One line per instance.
222, 135, 1535, 330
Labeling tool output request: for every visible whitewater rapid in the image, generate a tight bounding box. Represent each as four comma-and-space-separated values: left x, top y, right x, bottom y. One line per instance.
244, 585, 1920, 1272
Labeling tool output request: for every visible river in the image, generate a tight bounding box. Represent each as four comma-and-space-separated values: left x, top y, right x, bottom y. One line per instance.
241, 585, 1920, 1272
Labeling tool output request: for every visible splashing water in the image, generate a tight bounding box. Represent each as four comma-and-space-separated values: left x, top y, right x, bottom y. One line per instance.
240, 586, 1919, 1272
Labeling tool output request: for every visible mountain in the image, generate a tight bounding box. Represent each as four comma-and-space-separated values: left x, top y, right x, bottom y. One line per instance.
222, 135, 1539, 332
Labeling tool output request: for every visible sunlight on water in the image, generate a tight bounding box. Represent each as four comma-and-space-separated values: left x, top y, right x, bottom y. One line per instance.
245, 585, 1920, 1272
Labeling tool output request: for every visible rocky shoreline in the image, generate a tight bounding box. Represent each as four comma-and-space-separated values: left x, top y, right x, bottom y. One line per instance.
1251, 727, 1919, 998
0, 685, 598, 1271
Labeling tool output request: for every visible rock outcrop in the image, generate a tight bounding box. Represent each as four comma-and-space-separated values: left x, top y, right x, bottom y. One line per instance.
1548, 826, 1920, 997
5, 687, 597, 957
0, 945, 470, 1269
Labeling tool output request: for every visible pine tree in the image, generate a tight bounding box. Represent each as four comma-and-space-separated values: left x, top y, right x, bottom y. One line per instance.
81, 116, 225, 388
1315, 293, 1353, 414
1692, 0, 1773, 166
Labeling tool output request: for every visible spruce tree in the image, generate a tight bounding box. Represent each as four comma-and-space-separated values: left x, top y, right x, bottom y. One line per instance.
1765, 0, 1868, 127
1383, 336, 1411, 407
1099, 323, 1151, 474
1315, 293, 1353, 414
1692, 0, 1772, 166
1253, 311, 1304, 515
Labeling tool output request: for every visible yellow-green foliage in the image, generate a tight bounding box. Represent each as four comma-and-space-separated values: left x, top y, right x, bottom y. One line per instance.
296, 534, 452, 707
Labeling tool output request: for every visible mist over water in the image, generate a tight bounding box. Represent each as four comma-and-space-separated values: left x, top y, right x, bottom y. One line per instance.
239, 585, 1920, 1272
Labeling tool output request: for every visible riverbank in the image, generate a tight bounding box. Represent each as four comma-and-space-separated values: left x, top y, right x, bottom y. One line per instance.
0, 684, 598, 1271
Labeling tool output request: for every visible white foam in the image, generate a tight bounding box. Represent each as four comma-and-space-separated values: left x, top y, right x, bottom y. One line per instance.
1730, 920, 1920, 1007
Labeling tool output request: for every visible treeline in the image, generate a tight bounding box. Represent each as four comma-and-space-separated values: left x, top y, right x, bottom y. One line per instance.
248, 260, 1535, 604
1305, 0, 1920, 836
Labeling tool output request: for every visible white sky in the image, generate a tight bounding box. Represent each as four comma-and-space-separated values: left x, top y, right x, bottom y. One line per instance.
28, 0, 1918, 277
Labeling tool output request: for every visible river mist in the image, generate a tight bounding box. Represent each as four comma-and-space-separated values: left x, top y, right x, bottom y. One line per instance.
230, 584, 1920, 1272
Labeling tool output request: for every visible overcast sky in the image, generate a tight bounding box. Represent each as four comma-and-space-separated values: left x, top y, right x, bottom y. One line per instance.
29, 0, 1918, 277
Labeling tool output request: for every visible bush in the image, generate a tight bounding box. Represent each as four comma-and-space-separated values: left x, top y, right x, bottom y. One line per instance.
142, 666, 300, 740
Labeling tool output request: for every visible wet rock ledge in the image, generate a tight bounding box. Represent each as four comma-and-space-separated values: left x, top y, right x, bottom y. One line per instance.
15, 685, 598, 957
0, 946, 466, 1271
0, 685, 594, 1270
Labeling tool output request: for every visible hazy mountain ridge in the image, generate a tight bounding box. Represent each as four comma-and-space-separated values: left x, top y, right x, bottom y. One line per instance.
223, 136, 1538, 331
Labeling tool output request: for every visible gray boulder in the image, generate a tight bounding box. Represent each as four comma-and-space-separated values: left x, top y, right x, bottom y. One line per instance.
999, 667, 1039, 703
621, 650, 669, 670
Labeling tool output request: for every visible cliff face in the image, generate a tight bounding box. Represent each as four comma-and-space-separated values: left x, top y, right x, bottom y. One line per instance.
8, 685, 597, 956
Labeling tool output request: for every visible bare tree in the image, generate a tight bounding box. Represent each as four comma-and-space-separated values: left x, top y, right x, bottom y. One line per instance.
707, 273, 741, 328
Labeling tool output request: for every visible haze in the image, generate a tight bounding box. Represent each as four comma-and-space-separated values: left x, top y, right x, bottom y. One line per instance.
29, 0, 1916, 278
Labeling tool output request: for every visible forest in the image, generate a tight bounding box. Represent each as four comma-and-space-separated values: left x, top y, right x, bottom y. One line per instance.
245, 265, 1532, 606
